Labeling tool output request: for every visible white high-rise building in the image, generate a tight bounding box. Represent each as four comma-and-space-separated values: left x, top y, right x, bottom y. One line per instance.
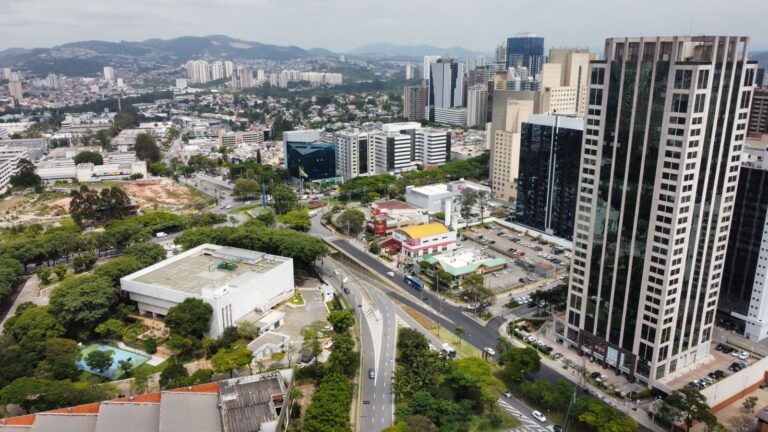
7, 79, 23, 100
269, 73, 278, 87
423, 55, 441, 81
415, 129, 451, 165
1, 68, 11, 80
490, 99, 534, 201
185, 60, 211, 84
562, 36, 756, 387
210, 61, 224, 81
336, 131, 374, 179
46, 74, 59, 89
466, 84, 489, 127
405, 64, 416, 80
103, 66, 115, 82
176, 79, 188, 90
428, 58, 464, 121
256, 70, 266, 82
223, 61, 234, 78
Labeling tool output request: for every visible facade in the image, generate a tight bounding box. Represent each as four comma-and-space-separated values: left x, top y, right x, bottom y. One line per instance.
423, 55, 441, 80
466, 84, 489, 127
284, 141, 336, 181
749, 87, 768, 135
546, 48, 598, 116
428, 58, 464, 120
515, 114, 583, 241
433, 107, 466, 127
405, 64, 416, 80
217, 129, 266, 147
7, 79, 22, 100
506, 34, 545, 77
393, 223, 456, 259
720, 164, 768, 340
336, 130, 373, 179
403, 85, 427, 121
415, 128, 451, 165
103, 66, 115, 82
373, 132, 416, 174
490, 99, 534, 201
186, 60, 211, 84
120, 244, 294, 338
562, 36, 756, 386
405, 184, 456, 213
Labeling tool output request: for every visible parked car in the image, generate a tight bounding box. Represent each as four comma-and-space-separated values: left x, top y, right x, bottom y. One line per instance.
531, 410, 547, 422
553, 353, 563, 360
343, 287, 350, 294
590, 372, 601, 379
738, 351, 751, 360
155, 231, 168, 238
386, 271, 395, 277
484, 347, 497, 356
516, 251, 526, 257
533, 246, 543, 252
504, 390, 512, 398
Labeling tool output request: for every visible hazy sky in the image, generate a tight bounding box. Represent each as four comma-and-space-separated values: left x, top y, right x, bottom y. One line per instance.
1, 0, 766, 53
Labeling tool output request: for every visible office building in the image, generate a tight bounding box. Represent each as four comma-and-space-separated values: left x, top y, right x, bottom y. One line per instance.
405, 64, 416, 80
506, 34, 545, 77
428, 58, 464, 120
7, 79, 22, 100
466, 84, 489, 127
416, 128, 451, 165
490, 99, 534, 201
336, 130, 373, 179
210, 61, 224, 81
403, 85, 427, 121
103, 66, 115, 82
175, 78, 188, 90
218, 129, 267, 147
121, 244, 294, 338
515, 114, 583, 240
562, 36, 756, 386
720, 162, 768, 340
433, 107, 467, 127
373, 131, 417, 174
423, 55, 441, 80
256, 69, 265, 82
283, 130, 335, 181
749, 88, 768, 135
545, 48, 598, 116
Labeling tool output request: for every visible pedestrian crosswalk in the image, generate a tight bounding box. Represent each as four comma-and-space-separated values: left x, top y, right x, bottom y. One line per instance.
496, 399, 552, 432
361, 299, 383, 377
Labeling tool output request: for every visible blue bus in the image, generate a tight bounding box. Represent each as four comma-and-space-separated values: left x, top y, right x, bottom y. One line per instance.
404, 275, 424, 291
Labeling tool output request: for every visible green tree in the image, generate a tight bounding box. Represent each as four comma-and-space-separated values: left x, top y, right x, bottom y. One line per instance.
270, 184, 298, 215
74, 151, 104, 165
85, 349, 114, 376
211, 347, 253, 378
73, 252, 98, 273
49, 274, 117, 336
167, 334, 194, 356
123, 242, 167, 265
9, 159, 41, 188
369, 241, 381, 254
3, 304, 66, 355
578, 398, 639, 432
280, 210, 311, 231
95, 319, 125, 340
327, 332, 358, 376
135, 133, 161, 162
116, 358, 133, 378
256, 210, 276, 226
36, 266, 53, 284
302, 373, 353, 432
301, 325, 323, 365
233, 178, 261, 198
164, 298, 213, 339
461, 273, 494, 309
35, 338, 81, 380
53, 263, 68, 281
328, 310, 355, 333
0, 377, 111, 412
454, 326, 465, 347
459, 188, 478, 226
500, 346, 540, 382
93, 255, 146, 285
743, 395, 758, 413
159, 361, 189, 389
661, 387, 717, 431
335, 209, 366, 236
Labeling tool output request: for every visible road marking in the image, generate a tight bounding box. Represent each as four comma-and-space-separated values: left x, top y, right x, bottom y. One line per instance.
361, 298, 383, 380
496, 399, 551, 432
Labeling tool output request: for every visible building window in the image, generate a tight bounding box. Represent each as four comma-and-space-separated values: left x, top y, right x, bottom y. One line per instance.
674, 70, 692, 89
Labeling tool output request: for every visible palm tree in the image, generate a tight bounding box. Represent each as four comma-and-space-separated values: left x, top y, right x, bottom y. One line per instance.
455, 327, 465, 347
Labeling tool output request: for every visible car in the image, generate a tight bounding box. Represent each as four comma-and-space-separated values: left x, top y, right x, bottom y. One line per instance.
343, 287, 350, 294
739, 361, 748, 369
715, 343, 725, 351
531, 410, 547, 422
738, 351, 751, 360
368, 368, 375, 379
484, 347, 497, 356
553, 353, 563, 360
553, 426, 564, 432
504, 391, 512, 398
244, 201, 251, 205
225, 204, 233, 209
533, 246, 543, 252
333, 269, 340, 275
488, 240, 496, 244
731, 350, 741, 357
590, 372, 601, 379
155, 231, 168, 238
527, 336, 538, 343
516, 251, 526, 257
386, 271, 395, 277
508, 247, 518, 253
729, 362, 742, 372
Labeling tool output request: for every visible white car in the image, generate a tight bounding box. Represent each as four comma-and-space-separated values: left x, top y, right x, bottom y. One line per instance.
386, 271, 395, 277
504, 391, 512, 398
731, 350, 741, 357
531, 410, 547, 422
155, 231, 168, 238
738, 351, 751, 360
484, 347, 497, 356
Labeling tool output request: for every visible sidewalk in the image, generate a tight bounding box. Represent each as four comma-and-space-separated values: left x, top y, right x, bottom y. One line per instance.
499, 317, 664, 432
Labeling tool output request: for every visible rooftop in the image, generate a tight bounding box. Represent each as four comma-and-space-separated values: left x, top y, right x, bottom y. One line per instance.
407, 184, 452, 197
399, 222, 450, 239
128, 244, 288, 297
372, 199, 416, 210
423, 249, 508, 276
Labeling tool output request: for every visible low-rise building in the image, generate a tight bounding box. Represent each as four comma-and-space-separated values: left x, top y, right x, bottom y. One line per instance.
120, 244, 294, 338
422, 248, 507, 282
393, 222, 456, 259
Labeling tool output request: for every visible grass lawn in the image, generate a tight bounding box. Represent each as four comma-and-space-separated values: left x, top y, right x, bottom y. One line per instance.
289, 289, 305, 305
132, 359, 169, 377
435, 326, 484, 358
228, 204, 260, 214
467, 408, 522, 431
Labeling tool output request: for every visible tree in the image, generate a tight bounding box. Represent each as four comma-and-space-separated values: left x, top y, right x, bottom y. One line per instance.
743, 395, 759, 413
3, 305, 66, 355
256, 150, 262, 164
730, 414, 757, 432
135, 133, 161, 162
9, 158, 41, 188
459, 189, 477, 226
74, 151, 103, 165
49, 275, 117, 336
167, 334, 194, 356
36, 266, 52, 284
369, 241, 381, 254
35, 338, 81, 380
280, 210, 311, 231
302, 373, 353, 432
53, 264, 68, 281
131, 367, 151, 394
327, 332, 358, 376
116, 358, 133, 378
578, 398, 639, 432
477, 190, 490, 223
256, 210, 275, 226
301, 325, 323, 365
270, 184, 298, 215
0, 377, 111, 412
164, 298, 213, 339
73, 252, 97, 273
159, 361, 189, 389
95, 319, 125, 340
663, 387, 717, 431
123, 242, 167, 265
335, 209, 366, 236
328, 309, 355, 333
211, 347, 253, 378
500, 346, 540, 382
233, 178, 261, 198
85, 349, 114, 376
462, 273, 494, 310
454, 326, 465, 347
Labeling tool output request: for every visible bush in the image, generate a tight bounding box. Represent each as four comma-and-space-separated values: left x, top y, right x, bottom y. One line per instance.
143, 338, 157, 355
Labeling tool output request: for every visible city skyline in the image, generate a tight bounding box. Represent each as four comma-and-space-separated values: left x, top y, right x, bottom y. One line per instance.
1, 0, 768, 53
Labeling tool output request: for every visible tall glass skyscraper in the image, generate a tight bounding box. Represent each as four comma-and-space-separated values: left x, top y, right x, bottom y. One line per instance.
516, 114, 583, 240
560, 36, 757, 386
505, 34, 545, 77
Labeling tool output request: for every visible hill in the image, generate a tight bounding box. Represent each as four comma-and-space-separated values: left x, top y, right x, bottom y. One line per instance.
348, 42, 488, 60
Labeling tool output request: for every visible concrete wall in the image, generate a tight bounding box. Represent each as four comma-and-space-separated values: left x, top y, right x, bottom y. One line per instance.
702, 355, 768, 412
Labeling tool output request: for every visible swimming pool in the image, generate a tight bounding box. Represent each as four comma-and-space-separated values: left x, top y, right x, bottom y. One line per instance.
77, 344, 150, 379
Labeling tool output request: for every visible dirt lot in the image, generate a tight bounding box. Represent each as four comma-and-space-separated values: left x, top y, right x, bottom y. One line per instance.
122, 179, 212, 212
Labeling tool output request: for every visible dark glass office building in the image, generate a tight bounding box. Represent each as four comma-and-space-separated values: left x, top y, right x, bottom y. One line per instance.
285, 142, 337, 181
516, 115, 583, 240
720, 165, 768, 339
505, 35, 545, 76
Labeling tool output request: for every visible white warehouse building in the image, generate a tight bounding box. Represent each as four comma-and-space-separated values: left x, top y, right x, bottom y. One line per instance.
120, 244, 294, 338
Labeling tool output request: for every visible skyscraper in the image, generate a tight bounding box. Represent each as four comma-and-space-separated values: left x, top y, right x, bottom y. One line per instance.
403, 85, 427, 121
515, 114, 582, 240
428, 58, 464, 121
505, 34, 544, 77
748, 88, 768, 135
103, 66, 115, 82
336, 131, 374, 179
466, 84, 489, 127
562, 36, 756, 386
541, 48, 597, 116
210, 61, 224, 81
490, 99, 534, 201
405, 64, 416, 80
223, 61, 234, 78
423, 55, 441, 81
7, 79, 23, 100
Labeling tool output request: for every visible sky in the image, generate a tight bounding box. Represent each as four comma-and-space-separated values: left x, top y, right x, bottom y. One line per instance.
0, 0, 766, 53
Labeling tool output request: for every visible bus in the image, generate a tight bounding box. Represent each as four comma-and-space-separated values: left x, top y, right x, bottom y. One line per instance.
403, 275, 424, 291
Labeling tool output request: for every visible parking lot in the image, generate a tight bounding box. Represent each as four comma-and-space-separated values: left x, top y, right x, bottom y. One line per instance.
660, 342, 760, 390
